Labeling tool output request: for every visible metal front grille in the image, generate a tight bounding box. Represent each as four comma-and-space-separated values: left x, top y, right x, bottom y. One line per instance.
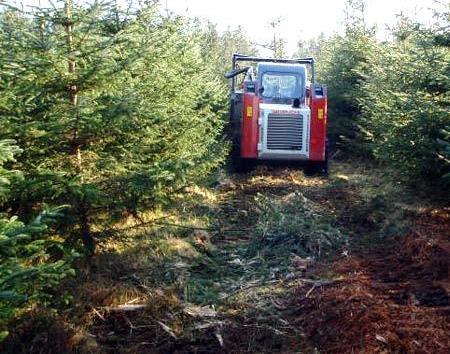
266, 114, 303, 150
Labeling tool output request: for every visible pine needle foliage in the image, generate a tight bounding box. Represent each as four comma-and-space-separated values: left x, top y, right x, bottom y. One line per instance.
304, 0, 449, 187
359, 14, 450, 185
0, 140, 75, 342
0, 1, 228, 254
315, 1, 376, 154
253, 192, 346, 261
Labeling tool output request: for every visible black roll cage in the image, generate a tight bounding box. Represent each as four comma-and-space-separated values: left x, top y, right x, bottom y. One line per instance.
228, 53, 315, 93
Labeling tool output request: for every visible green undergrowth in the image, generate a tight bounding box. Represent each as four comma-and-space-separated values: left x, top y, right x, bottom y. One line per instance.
324, 160, 437, 242
250, 192, 347, 261
135, 183, 346, 306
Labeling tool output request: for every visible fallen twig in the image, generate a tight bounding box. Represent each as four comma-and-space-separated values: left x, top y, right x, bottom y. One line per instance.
107, 218, 252, 236
92, 307, 105, 321
305, 285, 316, 298
157, 321, 177, 339
305, 279, 337, 298
106, 304, 147, 312
224, 279, 281, 299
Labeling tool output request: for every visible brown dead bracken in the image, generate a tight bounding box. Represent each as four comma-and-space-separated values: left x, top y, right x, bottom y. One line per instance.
289, 211, 450, 353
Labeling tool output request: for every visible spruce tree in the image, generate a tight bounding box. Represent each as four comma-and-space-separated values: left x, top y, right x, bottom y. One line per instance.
316, 0, 376, 153
0, 1, 227, 255
359, 13, 450, 184
0, 140, 75, 341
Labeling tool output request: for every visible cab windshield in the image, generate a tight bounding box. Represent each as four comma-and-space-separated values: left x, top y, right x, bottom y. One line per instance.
262, 73, 302, 99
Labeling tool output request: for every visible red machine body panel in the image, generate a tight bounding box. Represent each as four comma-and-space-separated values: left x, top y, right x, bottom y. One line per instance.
241, 93, 259, 158
309, 85, 327, 161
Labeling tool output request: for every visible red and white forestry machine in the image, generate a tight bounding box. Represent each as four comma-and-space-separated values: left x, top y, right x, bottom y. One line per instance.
226, 53, 328, 174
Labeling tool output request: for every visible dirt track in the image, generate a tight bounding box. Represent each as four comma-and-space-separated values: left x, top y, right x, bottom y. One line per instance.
290, 213, 450, 353
217, 164, 450, 353
2, 162, 449, 353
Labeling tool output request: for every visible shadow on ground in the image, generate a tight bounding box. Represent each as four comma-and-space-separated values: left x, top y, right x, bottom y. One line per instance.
3, 160, 449, 353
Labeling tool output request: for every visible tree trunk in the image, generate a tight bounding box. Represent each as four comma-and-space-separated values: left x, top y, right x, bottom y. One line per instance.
65, 0, 94, 256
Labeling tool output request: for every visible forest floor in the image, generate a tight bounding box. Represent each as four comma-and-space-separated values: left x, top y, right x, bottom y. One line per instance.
3, 160, 449, 353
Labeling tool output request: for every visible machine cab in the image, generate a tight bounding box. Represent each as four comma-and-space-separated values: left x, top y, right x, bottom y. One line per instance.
257, 63, 306, 107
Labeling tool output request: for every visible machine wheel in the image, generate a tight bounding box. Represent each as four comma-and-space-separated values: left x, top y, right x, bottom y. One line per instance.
305, 146, 329, 176
228, 137, 253, 173
231, 155, 254, 173
316, 157, 329, 176
305, 160, 328, 176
